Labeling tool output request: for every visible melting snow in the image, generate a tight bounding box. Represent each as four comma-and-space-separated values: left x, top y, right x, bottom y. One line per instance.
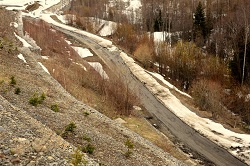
14, 32, 32, 48
38, 62, 50, 74
4, 0, 250, 163
73, 62, 87, 71
17, 54, 27, 63
148, 72, 192, 98
65, 39, 72, 45
120, 51, 250, 165
126, 0, 142, 11
72, 47, 93, 58
41, 14, 113, 48
10, 22, 18, 28
88, 62, 109, 79
41, 56, 49, 60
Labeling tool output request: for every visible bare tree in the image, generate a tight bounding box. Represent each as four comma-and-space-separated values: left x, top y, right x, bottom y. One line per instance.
241, 1, 250, 85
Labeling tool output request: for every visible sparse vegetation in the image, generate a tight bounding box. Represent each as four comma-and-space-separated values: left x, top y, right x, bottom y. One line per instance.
81, 143, 95, 155
51, 104, 59, 112
23, 18, 139, 117
71, 149, 87, 166
124, 139, 134, 158
83, 111, 90, 117
10, 76, 16, 86
65, 122, 76, 132
82, 135, 91, 142
62, 122, 76, 138
14, 87, 21, 95
29, 92, 46, 106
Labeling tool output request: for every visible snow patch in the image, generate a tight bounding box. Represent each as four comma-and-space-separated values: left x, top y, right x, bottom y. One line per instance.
17, 54, 27, 63
41, 56, 49, 60
126, 0, 142, 11
73, 62, 87, 71
38, 62, 50, 74
148, 72, 191, 98
120, 51, 250, 165
72, 47, 93, 58
65, 39, 72, 45
41, 14, 113, 48
88, 62, 109, 79
14, 32, 32, 48
10, 22, 18, 28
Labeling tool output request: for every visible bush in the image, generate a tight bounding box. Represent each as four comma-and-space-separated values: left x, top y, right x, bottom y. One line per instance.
29, 95, 40, 106
134, 43, 154, 69
83, 111, 90, 117
71, 149, 86, 166
14, 87, 21, 95
192, 79, 223, 118
81, 143, 95, 154
65, 122, 76, 132
10, 76, 16, 86
62, 122, 76, 138
39, 93, 46, 102
51, 104, 59, 112
29, 93, 46, 106
82, 135, 91, 142
124, 139, 134, 158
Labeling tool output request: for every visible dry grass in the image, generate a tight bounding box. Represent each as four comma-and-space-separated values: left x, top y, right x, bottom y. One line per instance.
23, 18, 138, 116
124, 116, 190, 162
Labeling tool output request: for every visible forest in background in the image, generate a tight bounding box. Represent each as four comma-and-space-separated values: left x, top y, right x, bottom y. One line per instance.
64, 0, 250, 132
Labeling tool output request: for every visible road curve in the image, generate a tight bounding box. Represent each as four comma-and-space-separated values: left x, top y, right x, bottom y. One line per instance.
52, 25, 248, 166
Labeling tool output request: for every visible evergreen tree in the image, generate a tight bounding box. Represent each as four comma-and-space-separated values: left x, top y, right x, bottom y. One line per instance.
193, 2, 207, 42
154, 9, 163, 32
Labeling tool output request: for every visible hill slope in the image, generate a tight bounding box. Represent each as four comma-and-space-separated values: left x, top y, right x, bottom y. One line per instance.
0, 8, 185, 166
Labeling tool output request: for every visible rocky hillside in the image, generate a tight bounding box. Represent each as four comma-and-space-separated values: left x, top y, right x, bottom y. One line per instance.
0, 8, 186, 166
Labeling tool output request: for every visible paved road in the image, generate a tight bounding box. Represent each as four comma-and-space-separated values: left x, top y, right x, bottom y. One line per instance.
53, 26, 248, 166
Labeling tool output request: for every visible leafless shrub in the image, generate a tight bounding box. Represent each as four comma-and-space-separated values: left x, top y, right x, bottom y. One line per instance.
227, 86, 250, 130
134, 43, 154, 69
23, 18, 78, 68
192, 79, 223, 119
201, 56, 229, 84
23, 18, 138, 116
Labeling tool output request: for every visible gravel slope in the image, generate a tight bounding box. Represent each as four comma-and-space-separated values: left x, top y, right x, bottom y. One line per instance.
0, 8, 185, 166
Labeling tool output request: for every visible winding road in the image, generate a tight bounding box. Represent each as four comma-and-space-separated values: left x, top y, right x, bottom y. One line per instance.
50, 24, 248, 166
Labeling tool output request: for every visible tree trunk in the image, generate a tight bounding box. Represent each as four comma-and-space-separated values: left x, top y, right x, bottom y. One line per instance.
241, 5, 249, 85
241, 26, 249, 85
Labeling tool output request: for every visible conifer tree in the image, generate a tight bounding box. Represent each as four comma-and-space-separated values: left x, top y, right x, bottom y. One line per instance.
193, 2, 207, 42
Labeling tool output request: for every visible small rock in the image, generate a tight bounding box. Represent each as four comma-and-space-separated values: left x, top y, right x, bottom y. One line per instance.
0, 126, 5, 132
49, 162, 58, 166
27, 161, 36, 166
0, 105, 3, 110
48, 156, 54, 160
115, 118, 126, 124
11, 158, 21, 164
3, 149, 10, 155
38, 152, 44, 156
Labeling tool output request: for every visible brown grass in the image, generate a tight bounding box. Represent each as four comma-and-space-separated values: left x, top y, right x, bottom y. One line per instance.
23, 18, 138, 116
124, 116, 189, 161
